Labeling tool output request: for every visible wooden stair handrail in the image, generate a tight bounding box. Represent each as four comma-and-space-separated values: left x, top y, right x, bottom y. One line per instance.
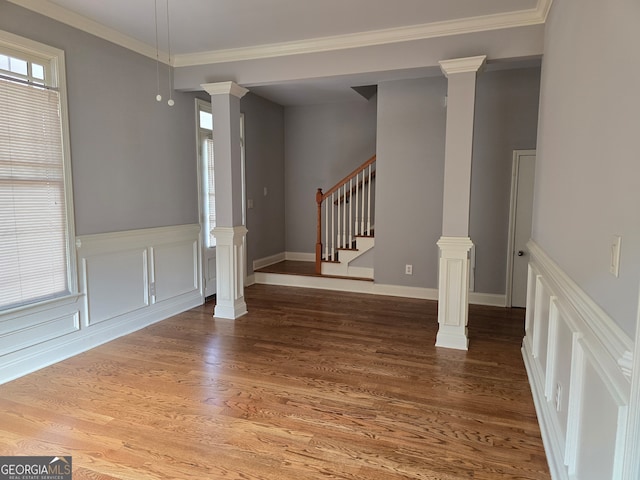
321, 154, 376, 200
334, 170, 376, 205
316, 154, 377, 274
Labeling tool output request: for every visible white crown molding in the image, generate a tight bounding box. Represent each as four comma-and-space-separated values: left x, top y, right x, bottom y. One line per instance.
8, 0, 552, 68
6, 0, 171, 64
201, 81, 249, 98
538, 0, 554, 22
174, 5, 548, 67
439, 55, 487, 77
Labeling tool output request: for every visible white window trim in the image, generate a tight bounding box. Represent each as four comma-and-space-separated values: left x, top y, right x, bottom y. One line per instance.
0, 29, 79, 309
196, 98, 215, 248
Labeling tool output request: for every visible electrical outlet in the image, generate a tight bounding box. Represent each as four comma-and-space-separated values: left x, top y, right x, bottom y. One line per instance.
405, 264, 413, 275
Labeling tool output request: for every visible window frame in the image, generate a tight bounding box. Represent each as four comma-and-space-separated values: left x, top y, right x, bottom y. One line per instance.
0, 29, 78, 313
196, 98, 215, 248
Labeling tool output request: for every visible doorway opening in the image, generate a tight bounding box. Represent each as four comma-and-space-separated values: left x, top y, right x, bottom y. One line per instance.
506, 150, 536, 308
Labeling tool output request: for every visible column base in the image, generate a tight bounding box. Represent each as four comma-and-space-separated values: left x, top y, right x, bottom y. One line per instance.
213, 226, 248, 320
435, 236, 473, 351
214, 298, 247, 320
435, 327, 470, 350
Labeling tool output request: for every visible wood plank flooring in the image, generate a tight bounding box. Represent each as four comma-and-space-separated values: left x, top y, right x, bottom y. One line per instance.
0, 285, 550, 479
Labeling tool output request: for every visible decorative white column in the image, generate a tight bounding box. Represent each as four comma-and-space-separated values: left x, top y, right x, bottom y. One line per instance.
212, 225, 248, 319
435, 55, 485, 350
202, 81, 249, 319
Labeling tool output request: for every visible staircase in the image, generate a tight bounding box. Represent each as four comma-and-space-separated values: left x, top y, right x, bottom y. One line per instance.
315, 155, 376, 279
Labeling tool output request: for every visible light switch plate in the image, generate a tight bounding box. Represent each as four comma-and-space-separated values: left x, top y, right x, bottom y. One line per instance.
610, 235, 621, 277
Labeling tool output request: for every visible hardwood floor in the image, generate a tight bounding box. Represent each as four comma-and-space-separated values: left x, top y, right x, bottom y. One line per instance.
0, 285, 550, 479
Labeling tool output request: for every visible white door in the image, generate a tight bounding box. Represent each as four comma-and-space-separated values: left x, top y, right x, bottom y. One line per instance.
196, 99, 216, 298
508, 150, 536, 308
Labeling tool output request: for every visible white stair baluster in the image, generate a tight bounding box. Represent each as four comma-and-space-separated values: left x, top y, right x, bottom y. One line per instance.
360, 169, 365, 234
355, 172, 360, 236
348, 178, 353, 246
324, 196, 329, 260
336, 190, 341, 250
367, 165, 372, 234
331, 192, 335, 260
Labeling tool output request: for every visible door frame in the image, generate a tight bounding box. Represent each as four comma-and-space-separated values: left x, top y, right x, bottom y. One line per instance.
505, 149, 536, 307
195, 98, 215, 298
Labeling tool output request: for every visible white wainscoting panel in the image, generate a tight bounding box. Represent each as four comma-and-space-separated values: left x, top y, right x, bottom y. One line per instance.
0, 224, 203, 385
83, 248, 149, 325
152, 240, 199, 303
523, 240, 633, 480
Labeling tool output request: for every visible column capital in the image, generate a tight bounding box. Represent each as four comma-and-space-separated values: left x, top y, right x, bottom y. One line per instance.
201, 81, 249, 98
439, 55, 486, 78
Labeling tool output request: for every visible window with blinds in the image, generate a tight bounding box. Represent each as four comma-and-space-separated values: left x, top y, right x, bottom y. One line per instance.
204, 138, 216, 247
197, 103, 215, 248
0, 33, 74, 311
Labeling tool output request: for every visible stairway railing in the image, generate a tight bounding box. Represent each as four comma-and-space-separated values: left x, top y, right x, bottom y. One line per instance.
316, 155, 376, 274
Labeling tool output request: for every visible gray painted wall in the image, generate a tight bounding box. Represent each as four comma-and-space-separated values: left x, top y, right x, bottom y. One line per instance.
375, 69, 540, 292
470, 67, 540, 294
174, 25, 544, 91
532, 0, 640, 337
0, 2, 200, 235
241, 93, 285, 274
284, 99, 377, 253
375, 77, 447, 288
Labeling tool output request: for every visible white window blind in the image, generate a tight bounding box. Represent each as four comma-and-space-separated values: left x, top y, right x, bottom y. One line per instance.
0, 76, 70, 310
204, 138, 216, 247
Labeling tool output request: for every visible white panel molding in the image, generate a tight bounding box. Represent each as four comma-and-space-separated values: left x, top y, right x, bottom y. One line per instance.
435, 236, 473, 350
0, 292, 199, 385
212, 226, 248, 319
528, 240, 633, 379
0, 311, 79, 358
0, 225, 203, 385
523, 240, 633, 480
76, 224, 201, 254
523, 339, 568, 480
151, 240, 200, 303
622, 287, 640, 479
253, 252, 286, 271
82, 248, 149, 326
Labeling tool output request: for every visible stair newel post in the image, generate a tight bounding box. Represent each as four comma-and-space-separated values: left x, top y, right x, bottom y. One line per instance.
316, 188, 324, 274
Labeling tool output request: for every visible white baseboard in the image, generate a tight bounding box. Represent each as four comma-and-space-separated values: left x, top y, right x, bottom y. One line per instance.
285, 251, 315, 262
252, 252, 285, 271
469, 292, 506, 307
254, 270, 509, 306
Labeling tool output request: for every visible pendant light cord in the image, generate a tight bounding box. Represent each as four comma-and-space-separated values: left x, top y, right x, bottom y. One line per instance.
166, 0, 174, 105
154, 0, 161, 101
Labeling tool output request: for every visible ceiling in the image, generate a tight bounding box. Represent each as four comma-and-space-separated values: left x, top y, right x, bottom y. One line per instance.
9, 0, 547, 105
